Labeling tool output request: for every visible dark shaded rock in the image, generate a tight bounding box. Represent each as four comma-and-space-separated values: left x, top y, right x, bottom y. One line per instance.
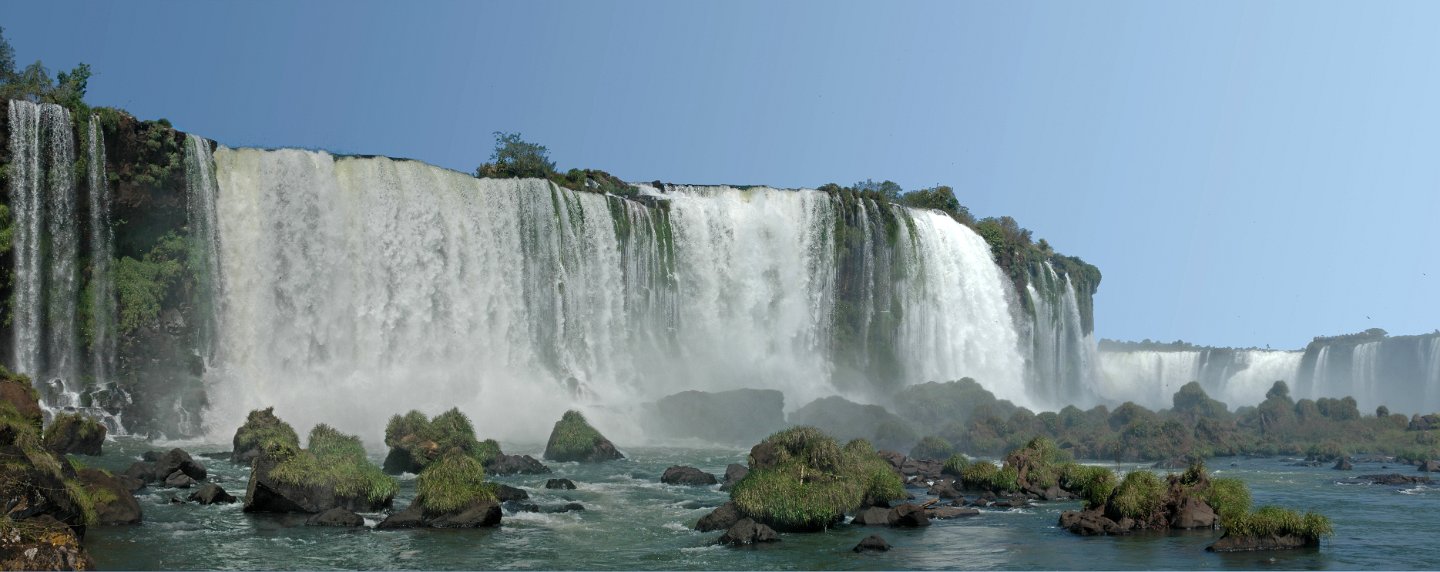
306, 507, 363, 527
189, 483, 236, 505
377, 500, 502, 529
696, 501, 741, 532
926, 506, 980, 519
122, 461, 152, 482
114, 474, 145, 494
1333, 457, 1353, 471
485, 453, 551, 475
543, 410, 624, 463
0, 514, 93, 571
375, 505, 425, 529
164, 470, 196, 488
661, 466, 718, 486
850, 507, 892, 526
381, 447, 418, 475
543, 502, 586, 513
493, 484, 529, 502
647, 389, 786, 446
853, 534, 891, 553
720, 463, 748, 491
1207, 533, 1319, 552
749, 442, 781, 470
1059, 509, 1129, 536
1170, 497, 1217, 529
887, 503, 930, 527
243, 449, 392, 514
0, 379, 42, 429
152, 449, 206, 482
927, 480, 963, 499
1042, 485, 1069, 501
42, 414, 106, 456
545, 478, 577, 490
1349, 473, 1433, 486
503, 501, 539, 513
718, 518, 780, 546
1419, 460, 1440, 472
77, 468, 142, 525
141, 451, 163, 463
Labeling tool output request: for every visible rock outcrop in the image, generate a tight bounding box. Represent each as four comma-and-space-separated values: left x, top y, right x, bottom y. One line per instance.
661, 466, 717, 486
543, 410, 623, 462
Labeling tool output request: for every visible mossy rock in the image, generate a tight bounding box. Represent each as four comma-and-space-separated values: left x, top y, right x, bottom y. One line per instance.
543, 410, 623, 463
232, 407, 300, 464
382, 408, 513, 474
377, 452, 502, 529
729, 427, 904, 532
43, 414, 107, 456
0, 368, 42, 431
244, 424, 396, 514
0, 401, 97, 541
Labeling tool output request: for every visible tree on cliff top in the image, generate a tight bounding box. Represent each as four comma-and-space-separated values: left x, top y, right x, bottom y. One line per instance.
0, 26, 91, 110
475, 131, 556, 179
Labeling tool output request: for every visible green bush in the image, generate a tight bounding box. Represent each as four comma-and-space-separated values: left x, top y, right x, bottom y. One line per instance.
942, 453, 970, 477
1205, 477, 1251, 523
910, 435, 955, 460
415, 451, 496, 514
1226, 506, 1333, 539
544, 410, 608, 461
1060, 464, 1117, 509
233, 407, 300, 455
114, 232, 187, 335
1003, 436, 1073, 489
730, 426, 904, 531
269, 424, 397, 504
1111, 470, 1165, 520
384, 407, 490, 469
42, 413, 103, 446
475, 132, 555, 179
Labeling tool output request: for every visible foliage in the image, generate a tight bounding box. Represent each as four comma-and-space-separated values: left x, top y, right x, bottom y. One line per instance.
1002, 436, 1073, 489
41, 413, 103, 448
234, 407, 300, 454
957, 460, 1019, 493
415, 451, 497, 514
1110, 470, 1165, 520
1060, 464, 1116, 509
1205, 477, 1252, 523
910, 435, 955, 460
384, 407, 492, 469
899, 185, 973, 225
545, 410, 607, 460
853, 179, 903, 202
0, 27, 91, 112
269, 424, 397, 504
114, 232, 188, 334
941, 453, 970, 477
475, 131, 555, 179
730, 426, 904, 531
1225, 506, 1333, 539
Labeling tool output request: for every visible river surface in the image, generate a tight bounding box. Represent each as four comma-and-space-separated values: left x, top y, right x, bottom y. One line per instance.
81, 438, 1433, 570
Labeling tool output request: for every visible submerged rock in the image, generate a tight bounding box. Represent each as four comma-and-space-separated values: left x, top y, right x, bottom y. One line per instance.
850, 507, 891, 526
718, 518, 779, 546
1207, 533, 1319, 552
853, 534, 891, 553
545, 478, 577, 490
493, 484, 529, 502
307, 507, 364, 527
543, 410, 623, 463
376, 501, 502, 529
486, 453, 551, 476
661, 466, 717, 486
925, 506, 979, 520
1333, 457, 1353, 471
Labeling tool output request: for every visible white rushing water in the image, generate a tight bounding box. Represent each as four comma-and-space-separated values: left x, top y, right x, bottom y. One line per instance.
184, 135, 223, 362
87, 114, 117, 392
205, 151, 1030, 444
1025, 262, 1098, 409
1096, 349, 1303, 410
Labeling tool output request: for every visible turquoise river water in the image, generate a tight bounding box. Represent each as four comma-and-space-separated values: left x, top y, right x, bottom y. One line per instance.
80, 438, 1434, 570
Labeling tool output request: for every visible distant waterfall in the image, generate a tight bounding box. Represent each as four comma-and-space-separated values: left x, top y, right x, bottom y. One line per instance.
1096, 348, 1303, 409
7, 100, 82, 403
1025, 262, 1097, 408
205, 150, 1029, 441
1299, 334, 1440, 414
86, 114, 117, 392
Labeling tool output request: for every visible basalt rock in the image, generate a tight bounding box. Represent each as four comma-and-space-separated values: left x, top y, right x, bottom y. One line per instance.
850, 507, 892, 526
42, 414, 106, 456
719, 463, 748, 491
164, 470, 197, 489
661, 466, 717, 486
243, 448, 392, 514
1333, 457, 1354, 471
189, 483, 237, 505
306, 507, 364, 527
543, 410, 624, 463
696, 501, 742, 532
1207, 532, 1319, 552
887, 503, 931, 528
485, 453, 551, 476
545, 478, 577, 490
376, 500, 502, 529
76, 468, 142, 525
926, 506, 980, 519
718, 518, 779, 546
0, 514, 94, 571
493, 484, 529, 502
853, 534, 891, 553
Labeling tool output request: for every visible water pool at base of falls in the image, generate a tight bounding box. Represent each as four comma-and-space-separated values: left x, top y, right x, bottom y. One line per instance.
83, 438, 1432, 570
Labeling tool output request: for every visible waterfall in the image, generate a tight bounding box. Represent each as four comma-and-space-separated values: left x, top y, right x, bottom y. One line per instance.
205, 151, 1030, 442
1096, 348, 1302, 409
86, 114, 117, 393
6, 100, 83, 405
1025, 262, 1098, 408
184, 135, 222, 362
1298, 335, 1440, 414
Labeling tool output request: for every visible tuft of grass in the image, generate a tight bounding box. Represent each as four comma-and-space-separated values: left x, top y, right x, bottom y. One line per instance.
1205, 477, 1252, 524
415, 451, 498, 514
42, 413, 105, 450
1226, 506, 1333, 539
1003, 436, 1073, 489
942, 453, 970, 477
1111, 470, 1165, 520
385, 408, 493, 469
731, 427, 904, 531
545, 410, 608, 460
385, 410, 430, 448
910, 435, 955, 460
234, 407, 300, 455
1060, 464, 1117, 509
269, 424, 397, 504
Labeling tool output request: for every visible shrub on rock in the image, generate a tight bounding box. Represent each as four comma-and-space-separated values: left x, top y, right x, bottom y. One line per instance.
383, 408, 548, 475
0, 379, 99, 567
377, 451, 502, 529
910, 436, 955, 461
232, 407, 299, 464
729, 427, 904, 532
1208, 506, 1333, 552
543, 410, 623, 462
244, 424, 396, 514
42, 413, 106, 456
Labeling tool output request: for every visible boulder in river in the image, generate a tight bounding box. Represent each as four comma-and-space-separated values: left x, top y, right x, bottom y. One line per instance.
853, 534, 891, 553
232, 407, 300, 465
1419, 460, 1440, 472
190, 483, 237, 505
545, 478, 577, 490
77, 468, 143, 525
42, 413, 106, 456
244, 425, 396, 514
1333, 457, 1353, 471
377, 451, 502, 529
850, 507, 891, 526
493, 484, 529, 502
165, 470, 197, 488
719, 463, 748, 491
661, 466, 717, 486
718, 518, 779, 546
887, 503, 931, 528
485, 453, 551, 476
543, 410, 623, 462
307, 507, 364, 527
1207, 533, 1318, 552
696, 501, 741, 532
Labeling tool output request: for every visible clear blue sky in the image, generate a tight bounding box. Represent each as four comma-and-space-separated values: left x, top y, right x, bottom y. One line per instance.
6, 1, 1438, 350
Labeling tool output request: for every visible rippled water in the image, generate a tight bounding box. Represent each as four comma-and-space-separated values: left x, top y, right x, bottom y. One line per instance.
82, 438, 1435, 570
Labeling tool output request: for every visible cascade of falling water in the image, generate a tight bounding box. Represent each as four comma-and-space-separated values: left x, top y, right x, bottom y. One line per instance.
8, 100, 44, 378
184, 135, 223, 363
86, 115, 117, 393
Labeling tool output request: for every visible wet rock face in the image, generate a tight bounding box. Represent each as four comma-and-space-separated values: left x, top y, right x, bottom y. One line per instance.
376, 500, 502, 529
76, 468, 143, 525
242, 450, 392, 514
307, 508, 364, 527
485, 453, 551, 476
1207, 532, 1319, 552
660, 466, 717, 486
718, 518, 779, 546
189, 483, 237, 505
695, 501, 741, 532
